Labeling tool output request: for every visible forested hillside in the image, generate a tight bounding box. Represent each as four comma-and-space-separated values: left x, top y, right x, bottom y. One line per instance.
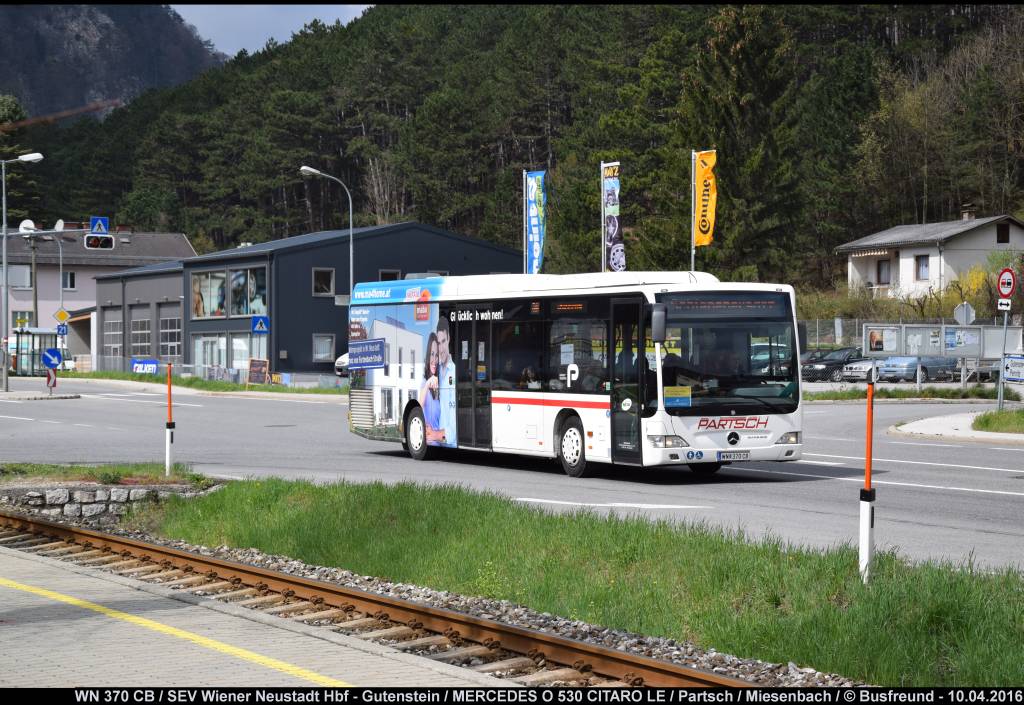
0, 5, 224, 116
8, 4, 1024, 288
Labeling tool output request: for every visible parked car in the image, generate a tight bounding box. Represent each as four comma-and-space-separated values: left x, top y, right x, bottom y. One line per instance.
749, 344, 793, 375
801, 347, 865, 382
878, 356, 958, 382
800, 349, 828, 364
842, 358, 877, 382
334, 352, 349, 377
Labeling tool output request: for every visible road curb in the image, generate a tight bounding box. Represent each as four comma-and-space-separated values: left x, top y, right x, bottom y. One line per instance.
805, 398, 1018, 405
0, 393, 79, 401
51, 376, 348, 402
887, 415, 1024, 447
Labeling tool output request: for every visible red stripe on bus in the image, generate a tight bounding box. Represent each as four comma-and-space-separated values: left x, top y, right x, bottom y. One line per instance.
491, 396, 610, 410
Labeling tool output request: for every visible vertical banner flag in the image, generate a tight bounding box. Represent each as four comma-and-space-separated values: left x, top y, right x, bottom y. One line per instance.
602, 161, 626, 271
525, 170, 547, 274
693, 150, 717, 247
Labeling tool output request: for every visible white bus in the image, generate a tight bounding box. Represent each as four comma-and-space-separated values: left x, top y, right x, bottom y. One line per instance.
348, 272, 804, 477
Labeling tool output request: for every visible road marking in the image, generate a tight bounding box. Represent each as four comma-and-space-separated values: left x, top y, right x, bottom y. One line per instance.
81, 394, 202, 408
516, 498, 713, 510
211, 396, 332, 405
39, 420, 61, 425
0, 577, 351, 686
795, 459, 844, 466
0, 415, 33, 421
0, 399, 23, 403
804, 453, 1020, 474
888, 441, 963, 448
734, 466, 1024, 498
804, 435, 857, 442
988, 447, 1024, 452
73, 423, 94, 428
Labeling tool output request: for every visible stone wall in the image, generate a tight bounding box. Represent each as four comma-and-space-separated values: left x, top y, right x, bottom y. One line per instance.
0, 484, 209, 524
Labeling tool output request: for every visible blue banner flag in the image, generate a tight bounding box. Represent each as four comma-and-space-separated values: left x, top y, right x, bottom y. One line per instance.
525, 171, 547, 274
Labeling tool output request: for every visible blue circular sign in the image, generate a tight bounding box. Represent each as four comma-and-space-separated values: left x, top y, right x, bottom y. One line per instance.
42, 348, 63, 369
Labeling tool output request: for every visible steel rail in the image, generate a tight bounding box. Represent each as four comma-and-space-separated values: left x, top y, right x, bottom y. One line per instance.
0, 509, 748, 687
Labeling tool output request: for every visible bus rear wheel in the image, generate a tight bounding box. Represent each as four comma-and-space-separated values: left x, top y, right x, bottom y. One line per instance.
404, 407, 432, 461
688, 462, 722, 476
558, 416, 590, 478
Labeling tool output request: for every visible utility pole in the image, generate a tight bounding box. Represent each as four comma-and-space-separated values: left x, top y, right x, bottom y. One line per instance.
28, 234, 37, 328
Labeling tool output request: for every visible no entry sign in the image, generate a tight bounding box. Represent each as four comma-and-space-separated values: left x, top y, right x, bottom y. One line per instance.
998, 268, 1016, 298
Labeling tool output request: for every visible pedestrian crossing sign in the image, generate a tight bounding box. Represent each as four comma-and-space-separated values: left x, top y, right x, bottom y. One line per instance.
252, 315, 270, 334
89, 216, 109, 235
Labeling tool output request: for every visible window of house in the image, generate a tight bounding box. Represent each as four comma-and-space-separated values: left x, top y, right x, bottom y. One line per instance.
876, 260, 890, 285
62, 271, 76, 290
313, 334, 335, 362
230, 333, 267, 369
191, 271, 227, 318
130, 319, 151, 357
915, 255, 930, 281
229, 267, 268, 316
997, 223, 1010, 244
159, 318, 182, 357
13, 310, 34, 329
6, 265, 31, 289
313, 268, 335, 296
379, 269, 401, 281
103, 319, 122, 358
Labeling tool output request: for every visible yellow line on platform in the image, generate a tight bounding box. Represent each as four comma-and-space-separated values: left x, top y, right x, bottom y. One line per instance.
0, 576, 351, 687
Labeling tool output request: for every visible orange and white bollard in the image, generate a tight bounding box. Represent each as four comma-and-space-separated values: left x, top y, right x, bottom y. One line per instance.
860, 362, 877, 583
165, 363, 175, 477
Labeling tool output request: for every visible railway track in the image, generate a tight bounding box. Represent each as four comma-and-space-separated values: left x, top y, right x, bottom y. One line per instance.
0, 509, 747, 688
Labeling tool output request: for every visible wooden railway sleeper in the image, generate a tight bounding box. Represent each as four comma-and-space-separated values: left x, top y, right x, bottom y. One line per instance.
23, 539, 70, 552
188, 578, 238, 593
472, 657, 537, 674
392, 635, 450, 651
426, 645, 495, 663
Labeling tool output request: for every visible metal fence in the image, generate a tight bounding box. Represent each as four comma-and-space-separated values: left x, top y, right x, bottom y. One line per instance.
798, 317, 1014, 351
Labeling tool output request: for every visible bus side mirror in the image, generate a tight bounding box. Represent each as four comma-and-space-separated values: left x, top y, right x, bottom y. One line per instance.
651, 304, 666, 343
798, 322, 808, 353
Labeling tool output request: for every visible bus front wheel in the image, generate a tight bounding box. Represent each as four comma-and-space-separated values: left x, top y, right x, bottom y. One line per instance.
688, 462, 722, 476
404, 407, 432, 461
558, 417, 590, 478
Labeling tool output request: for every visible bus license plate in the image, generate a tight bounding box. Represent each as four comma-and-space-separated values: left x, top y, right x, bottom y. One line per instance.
717, 451, 749, 461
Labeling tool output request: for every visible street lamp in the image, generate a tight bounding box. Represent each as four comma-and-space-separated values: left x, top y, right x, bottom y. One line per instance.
299, 165, 353, 303
2, 151, 44, 392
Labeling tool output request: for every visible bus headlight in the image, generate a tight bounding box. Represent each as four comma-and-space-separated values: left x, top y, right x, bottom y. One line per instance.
775, 432, 801, 445
648, 435, 688, 448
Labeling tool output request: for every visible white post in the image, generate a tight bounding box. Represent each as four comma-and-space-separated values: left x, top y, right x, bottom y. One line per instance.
522, 170, 527, 274
916, 358, 922, 393
690, 150, 696, 272
859, 490, 875, 582
998, 310, 1009, 411
600, 161, 606, 273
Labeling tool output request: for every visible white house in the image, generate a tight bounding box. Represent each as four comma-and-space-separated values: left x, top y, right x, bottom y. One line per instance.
368, 318, 425, 425
835, 210, 1024, 298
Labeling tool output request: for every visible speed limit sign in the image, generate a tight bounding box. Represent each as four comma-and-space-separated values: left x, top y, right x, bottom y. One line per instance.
998, 268, 1016, 298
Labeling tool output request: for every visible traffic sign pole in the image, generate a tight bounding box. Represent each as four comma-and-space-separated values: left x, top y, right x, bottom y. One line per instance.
996, 268, 1016, 411
166, 363, 175, 477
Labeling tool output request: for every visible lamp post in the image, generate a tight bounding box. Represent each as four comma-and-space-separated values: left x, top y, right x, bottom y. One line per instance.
299, 165, 353, 302
2, 151, 44, 392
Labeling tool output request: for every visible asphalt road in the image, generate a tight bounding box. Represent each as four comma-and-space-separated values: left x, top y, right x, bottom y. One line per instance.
2, 377, 1022, 570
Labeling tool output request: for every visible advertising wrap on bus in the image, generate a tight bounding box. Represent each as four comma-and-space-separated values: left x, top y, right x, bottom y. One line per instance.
349, 281, 458, 448
348, 273, 803, 477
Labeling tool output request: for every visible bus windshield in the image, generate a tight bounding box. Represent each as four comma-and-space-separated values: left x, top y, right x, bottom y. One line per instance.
655, 291, 799, 415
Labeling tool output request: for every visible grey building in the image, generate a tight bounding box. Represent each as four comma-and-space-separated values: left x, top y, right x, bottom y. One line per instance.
95, 261, 186, 371
95, 222, 521, 377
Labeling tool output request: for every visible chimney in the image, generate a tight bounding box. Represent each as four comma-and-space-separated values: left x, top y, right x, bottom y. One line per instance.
960, 202, 976, 221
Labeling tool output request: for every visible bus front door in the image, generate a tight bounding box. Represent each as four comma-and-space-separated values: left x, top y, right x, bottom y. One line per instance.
454, 306, 492, 448
611, 299, 643, 464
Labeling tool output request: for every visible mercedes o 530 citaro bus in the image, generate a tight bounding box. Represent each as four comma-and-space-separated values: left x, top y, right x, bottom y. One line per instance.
347, 272, 804, 477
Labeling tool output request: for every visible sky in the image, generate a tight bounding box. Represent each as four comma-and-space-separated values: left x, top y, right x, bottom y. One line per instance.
172, 5, 370, 57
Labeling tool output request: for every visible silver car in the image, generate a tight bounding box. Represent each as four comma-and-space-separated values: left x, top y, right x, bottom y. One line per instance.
878, 356, 957, 382
842, 359, 875, 381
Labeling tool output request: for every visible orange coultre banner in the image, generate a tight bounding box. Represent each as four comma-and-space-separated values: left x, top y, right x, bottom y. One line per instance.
693, 150, 717, 247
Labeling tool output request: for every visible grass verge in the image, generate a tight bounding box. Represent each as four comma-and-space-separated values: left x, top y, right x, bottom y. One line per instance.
141, 478, 1024, 686
62, 370, 348, 394
972, 409, 1024, 433
0, 462, 210, 488
805, 385, 1019, 401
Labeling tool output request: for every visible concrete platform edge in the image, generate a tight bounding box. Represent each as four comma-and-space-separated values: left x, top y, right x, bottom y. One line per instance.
0, 544, 508, 687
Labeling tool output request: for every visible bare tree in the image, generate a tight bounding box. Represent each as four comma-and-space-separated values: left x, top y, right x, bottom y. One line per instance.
363, 153, 408, 225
